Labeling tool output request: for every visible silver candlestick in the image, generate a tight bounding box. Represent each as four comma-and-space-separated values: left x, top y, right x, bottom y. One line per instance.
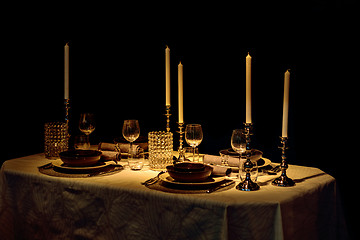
64, 98, 70, 126
236, 122, 260, 191
64, 98, 71, 149
272, 136, 295, 187
176, 122, 186, 162
165, 105, 171, 133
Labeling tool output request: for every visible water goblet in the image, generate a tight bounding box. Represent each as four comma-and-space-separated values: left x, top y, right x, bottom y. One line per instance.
79, 113, 96, 146
231, 129, 246, 156
122, 120, 140, 159
185, 124, 203, 162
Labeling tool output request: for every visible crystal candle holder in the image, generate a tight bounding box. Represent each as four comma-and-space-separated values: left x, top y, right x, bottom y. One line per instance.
148, 131, 173, 170
44, 121, 69, 159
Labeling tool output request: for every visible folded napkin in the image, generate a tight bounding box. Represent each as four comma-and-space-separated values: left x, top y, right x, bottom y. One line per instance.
202, 155, 233, 176
210, 165, 232, 176
100, 150, 121, 161
203, 154, 240, 167
98, 142, 140, 154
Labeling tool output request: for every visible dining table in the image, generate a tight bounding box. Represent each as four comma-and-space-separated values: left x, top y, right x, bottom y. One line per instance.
0, 152, 347, 240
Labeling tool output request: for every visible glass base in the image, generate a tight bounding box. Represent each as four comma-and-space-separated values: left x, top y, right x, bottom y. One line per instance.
272, 175, 295, 187
236, 179, 260, 191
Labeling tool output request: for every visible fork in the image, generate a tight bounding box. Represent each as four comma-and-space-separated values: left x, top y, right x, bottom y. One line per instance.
141, 171, 165, 186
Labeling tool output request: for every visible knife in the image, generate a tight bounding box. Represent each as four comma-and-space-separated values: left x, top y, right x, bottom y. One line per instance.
206, 180, 235, 193
88, 165, 123, 177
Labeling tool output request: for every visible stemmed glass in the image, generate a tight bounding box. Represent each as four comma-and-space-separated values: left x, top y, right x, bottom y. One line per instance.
231, 129, 246, 156
185, 124, 203, 162
79, 113, 96, 147
122, 120, 140, 159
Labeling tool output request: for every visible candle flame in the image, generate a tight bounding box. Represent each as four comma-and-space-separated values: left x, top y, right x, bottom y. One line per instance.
65, 42, 69, 46
247, 52, 251, 58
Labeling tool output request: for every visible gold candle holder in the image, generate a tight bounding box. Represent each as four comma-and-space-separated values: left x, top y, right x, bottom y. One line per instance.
176, 122, 186, 162
165, 105, 171, 132
64, 98, 70, 138
272, 137, 295, 187
236, 122, 260, 191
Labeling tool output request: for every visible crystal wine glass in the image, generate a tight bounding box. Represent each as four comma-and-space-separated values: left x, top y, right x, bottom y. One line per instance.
79, 113, 96, 146
122, 120, 140, 159
231, 129, 246, 156
185, 124, 203, 162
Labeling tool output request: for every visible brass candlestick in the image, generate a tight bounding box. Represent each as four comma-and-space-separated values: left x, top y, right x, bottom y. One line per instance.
64, 98, 71, 148
64, 98, 70, 126
176, 122, 186, 162
165, 105, 171, 132
272, 137, 295, 187
236, 122, 260, 191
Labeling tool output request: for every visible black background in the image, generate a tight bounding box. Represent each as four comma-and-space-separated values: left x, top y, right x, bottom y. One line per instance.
2, 1, 358, 238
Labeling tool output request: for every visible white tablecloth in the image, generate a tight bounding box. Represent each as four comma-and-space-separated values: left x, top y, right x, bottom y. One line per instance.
0, 154, 347, 239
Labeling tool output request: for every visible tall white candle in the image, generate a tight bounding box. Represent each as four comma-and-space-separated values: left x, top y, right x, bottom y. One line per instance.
178, 62, 184, 124
165, 46, 171, 106
64, 43, 69, 99
282, 69, 290, 137
246, 52, 252, 123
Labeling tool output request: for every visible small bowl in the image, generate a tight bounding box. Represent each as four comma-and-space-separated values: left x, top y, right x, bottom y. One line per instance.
166, 165, 213, 182
173, 162, 205, 172
59, 150, 102, 167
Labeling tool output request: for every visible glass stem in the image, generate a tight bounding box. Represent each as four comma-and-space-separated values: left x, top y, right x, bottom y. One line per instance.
86, 134, 90, 148
129, 141, 133, 160
193, 147, 196, 162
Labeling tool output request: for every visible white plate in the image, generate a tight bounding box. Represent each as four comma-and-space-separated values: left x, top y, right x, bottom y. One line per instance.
159, 172, 225, 186
52, 159, 111, 171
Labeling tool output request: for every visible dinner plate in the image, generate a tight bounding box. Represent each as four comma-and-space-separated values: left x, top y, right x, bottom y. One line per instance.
159, 172, 225, 187
52, 159, 111, 173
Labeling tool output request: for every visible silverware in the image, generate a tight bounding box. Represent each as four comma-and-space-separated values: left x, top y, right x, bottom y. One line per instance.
264, 165, 282, 175
88, 165, 123, 177
142, 171, 165, 186
206, 180, 235, 193
39, 163, 53, 169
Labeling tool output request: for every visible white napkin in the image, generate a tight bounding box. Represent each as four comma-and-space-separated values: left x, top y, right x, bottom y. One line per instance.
203, 155, 240, 167
203, 155, 233, 176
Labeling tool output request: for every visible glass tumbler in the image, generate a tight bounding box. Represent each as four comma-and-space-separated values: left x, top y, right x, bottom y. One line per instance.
148, 131, 173, 170
44, 122, 69, 159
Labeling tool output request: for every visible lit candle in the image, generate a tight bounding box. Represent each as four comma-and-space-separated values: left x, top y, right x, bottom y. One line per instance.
165, 46, 171, 106
178, 61, 184, 124
64, 42, 69, 99
282, 69, 290, 137
246, 52, 252, 123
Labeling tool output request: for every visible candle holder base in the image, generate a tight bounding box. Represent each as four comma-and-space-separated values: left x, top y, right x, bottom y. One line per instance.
272, 175, 295, 187
236, 179, 260, 191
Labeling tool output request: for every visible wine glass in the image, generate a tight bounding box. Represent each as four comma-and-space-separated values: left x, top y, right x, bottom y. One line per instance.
231, 129, 246, 156
122, 120, 140, 159
185, 124, 203, 162
79, 113, 96, 146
